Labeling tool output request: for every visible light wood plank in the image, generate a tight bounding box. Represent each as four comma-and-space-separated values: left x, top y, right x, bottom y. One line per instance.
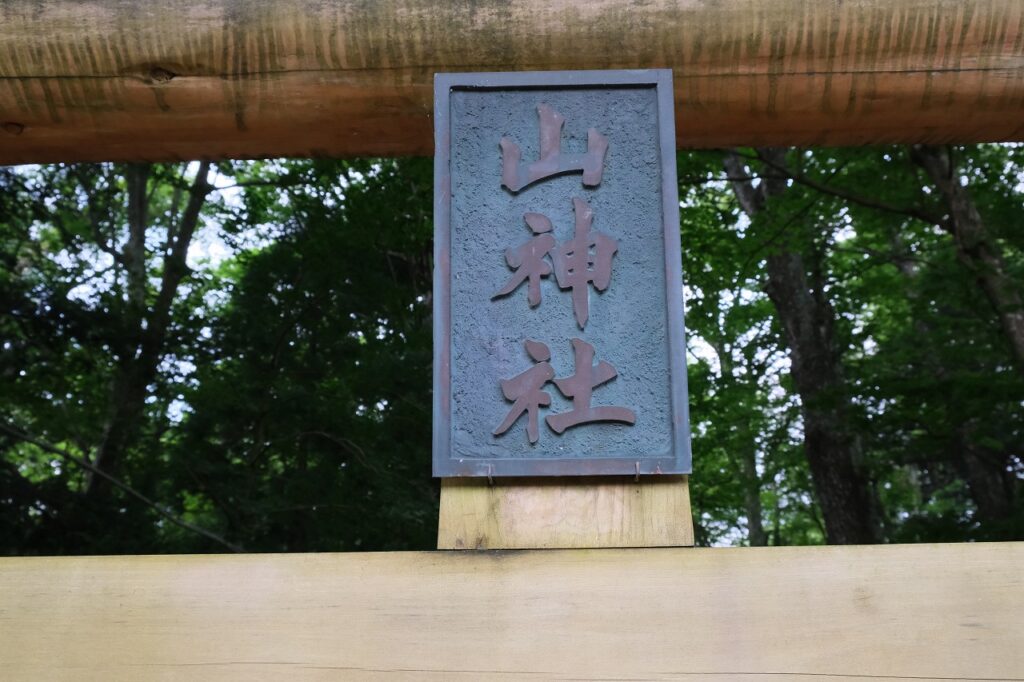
1, 0, 1023, 164
1, 543, 1021, 680
437, 476, 694, 549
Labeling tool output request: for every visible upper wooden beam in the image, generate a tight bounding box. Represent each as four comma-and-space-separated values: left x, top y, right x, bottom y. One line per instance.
1, 543, 1022, 679
1, 0, 1022, 164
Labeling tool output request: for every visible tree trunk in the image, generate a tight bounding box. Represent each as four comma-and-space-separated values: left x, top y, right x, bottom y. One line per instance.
85, 162, 212, 498
891, 221, 1017, 527
763, 250, 878, 544
740, 443, 767, 546
86, 163, 152, 498
712, 339, 767, 547
907, 145, 1021, 524
725, 149, 879, 545
910, 145, 1024, 368
954, 422, 1015, 524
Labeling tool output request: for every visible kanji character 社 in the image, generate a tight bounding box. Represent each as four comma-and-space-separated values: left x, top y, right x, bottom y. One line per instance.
492, 340, 556, 444
545, 338, 636, 434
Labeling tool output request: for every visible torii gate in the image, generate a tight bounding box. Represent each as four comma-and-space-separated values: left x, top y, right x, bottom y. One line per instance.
1, 1, 1022, 679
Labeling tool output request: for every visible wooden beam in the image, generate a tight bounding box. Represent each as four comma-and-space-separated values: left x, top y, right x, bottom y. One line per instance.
1, 543, 1021, 680
1, 0, 1022, 164
437, 476, 694, 549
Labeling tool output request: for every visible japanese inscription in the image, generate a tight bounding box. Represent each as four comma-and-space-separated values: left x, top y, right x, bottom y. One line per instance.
500, 104, 608, 193
434, 70, 692, 477
493, 338, 637, 444
492, 198, 618, 328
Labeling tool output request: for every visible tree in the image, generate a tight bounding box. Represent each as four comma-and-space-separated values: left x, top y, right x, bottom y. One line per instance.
0, 158, 440, 554
2, 146, 1021, 555
0, 162, 238, 551
757, 144, 1024, 538
681, 145, 1023, 545
722, 149, 879, 544
909, 146, 1024, 368
680, 151, 823, 546
167, 158, 438, 552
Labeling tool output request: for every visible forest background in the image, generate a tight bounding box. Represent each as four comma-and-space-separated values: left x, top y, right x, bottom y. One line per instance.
1, 144, 1021, 554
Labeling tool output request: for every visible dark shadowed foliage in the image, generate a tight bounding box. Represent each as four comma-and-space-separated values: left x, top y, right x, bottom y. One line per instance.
1, 147, 1021, 554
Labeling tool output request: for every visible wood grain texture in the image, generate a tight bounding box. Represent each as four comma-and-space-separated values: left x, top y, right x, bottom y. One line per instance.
437, 476, 694, 549
1, 0, 1023, 164
1, 543, 1022, 680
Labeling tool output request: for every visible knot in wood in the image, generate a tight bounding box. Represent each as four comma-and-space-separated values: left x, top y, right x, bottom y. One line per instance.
148, 67, 176, 84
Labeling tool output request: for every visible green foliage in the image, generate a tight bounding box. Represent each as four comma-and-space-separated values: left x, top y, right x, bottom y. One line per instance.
0, 146, 1021, 554
165, 158, 437, 551
680, 146, 1023, 544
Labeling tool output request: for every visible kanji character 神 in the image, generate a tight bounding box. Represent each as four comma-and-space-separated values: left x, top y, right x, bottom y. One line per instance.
491, 199, 619, 328
491, 212, 556, 308
553, 198, 618, 329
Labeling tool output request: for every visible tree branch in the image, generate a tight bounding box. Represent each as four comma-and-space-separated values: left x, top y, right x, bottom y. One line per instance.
211, 176, 304, 191
723, 152, 764, 216
0, 421, 244, 552
124, 163, 151, 312
71, 166, 124, 264
146, 161, 212, 357
748, 149, 944, 225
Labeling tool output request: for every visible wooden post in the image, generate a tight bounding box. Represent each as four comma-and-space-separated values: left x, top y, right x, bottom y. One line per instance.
437, 477, 693, 549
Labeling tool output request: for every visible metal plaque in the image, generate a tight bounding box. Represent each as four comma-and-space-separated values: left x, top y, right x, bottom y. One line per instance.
433, 70, 691, 477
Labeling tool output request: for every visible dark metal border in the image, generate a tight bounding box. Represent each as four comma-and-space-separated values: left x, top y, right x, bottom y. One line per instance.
433, 69, 692, 478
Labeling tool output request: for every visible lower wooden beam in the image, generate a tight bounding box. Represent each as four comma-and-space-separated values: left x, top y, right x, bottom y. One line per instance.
1, 543, 1021, 680
437, 475, 693, 549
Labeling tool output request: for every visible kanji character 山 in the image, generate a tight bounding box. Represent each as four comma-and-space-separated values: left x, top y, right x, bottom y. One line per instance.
500, 103, 608, 193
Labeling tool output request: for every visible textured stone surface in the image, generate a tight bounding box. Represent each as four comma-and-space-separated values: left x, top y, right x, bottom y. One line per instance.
447, 85, 677, 462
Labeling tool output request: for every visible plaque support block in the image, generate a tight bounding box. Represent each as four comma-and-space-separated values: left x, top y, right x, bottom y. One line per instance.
437, 476, 693, 549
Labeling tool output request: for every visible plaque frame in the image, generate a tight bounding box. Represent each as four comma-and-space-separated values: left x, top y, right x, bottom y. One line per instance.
433, 69, 691, 478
